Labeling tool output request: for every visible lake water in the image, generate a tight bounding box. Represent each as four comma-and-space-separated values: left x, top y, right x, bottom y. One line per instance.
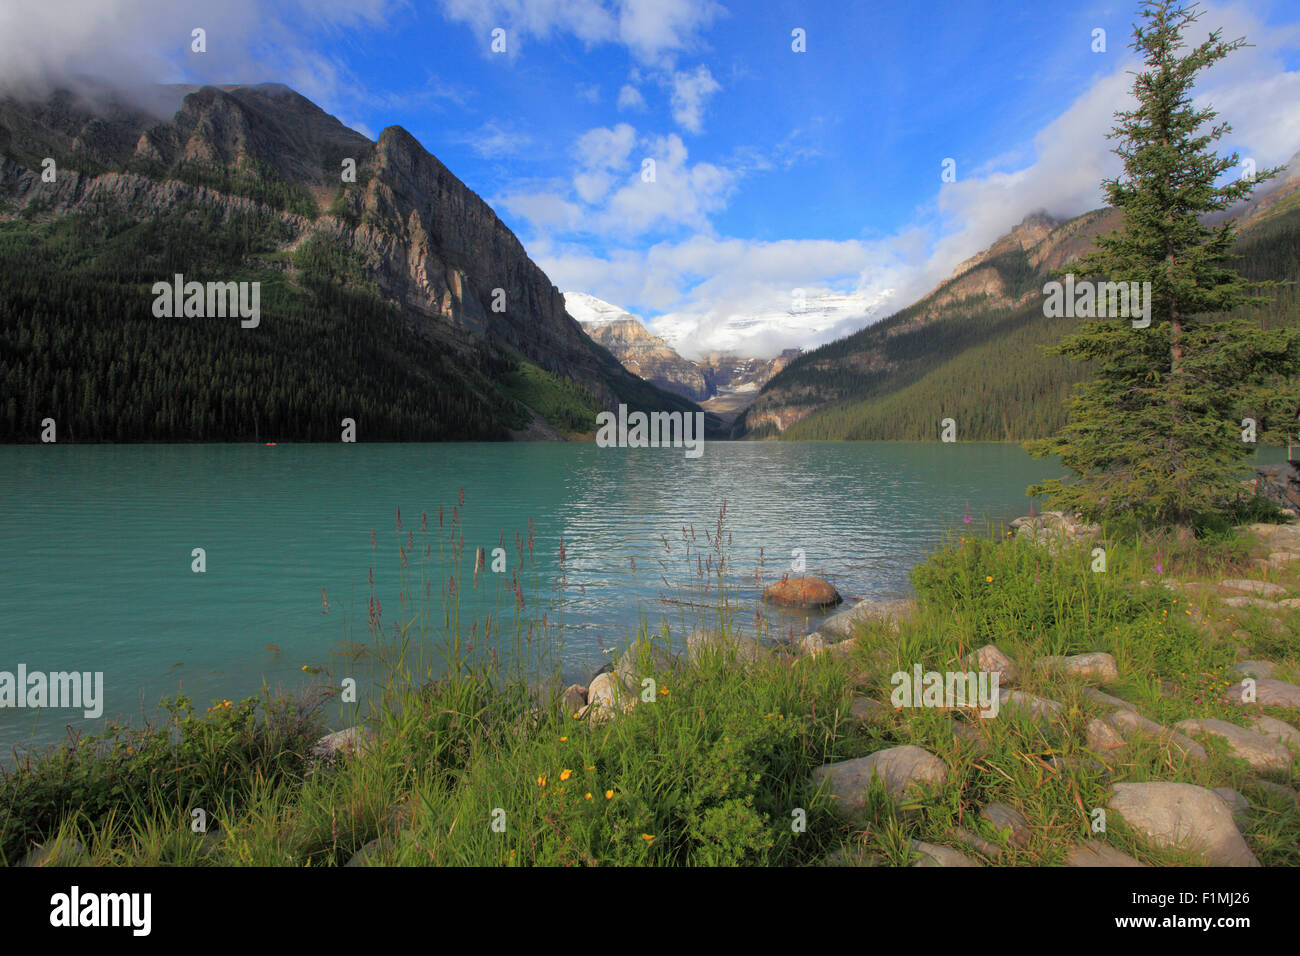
0, 441, 1279, 752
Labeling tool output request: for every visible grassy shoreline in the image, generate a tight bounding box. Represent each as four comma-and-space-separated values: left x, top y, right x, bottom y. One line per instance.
4, 505, 1298, 867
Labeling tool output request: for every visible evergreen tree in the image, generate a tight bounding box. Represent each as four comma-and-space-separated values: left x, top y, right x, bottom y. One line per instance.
1026, 0, 1299, 528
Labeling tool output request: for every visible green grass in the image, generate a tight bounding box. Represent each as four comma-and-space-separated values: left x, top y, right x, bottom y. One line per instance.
3, 501, 1297, 867
499, 357, 604, 435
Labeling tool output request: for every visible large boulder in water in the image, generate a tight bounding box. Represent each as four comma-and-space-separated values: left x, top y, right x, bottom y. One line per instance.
762, 576, 842, 609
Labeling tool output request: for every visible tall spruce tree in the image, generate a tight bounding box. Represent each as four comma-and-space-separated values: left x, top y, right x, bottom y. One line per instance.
1026, 0, 1299, 529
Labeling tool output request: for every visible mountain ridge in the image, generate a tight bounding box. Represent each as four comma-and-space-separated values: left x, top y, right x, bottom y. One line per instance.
0, 82, 717, 441
737, 160, 1300, 441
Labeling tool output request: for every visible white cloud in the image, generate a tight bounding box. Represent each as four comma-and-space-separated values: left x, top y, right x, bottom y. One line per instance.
460, 121, 535, 157
617, 83, 646, 110
668, 65, 720, 133
572, 122, 637, 202
594, 133, 735, 235
501, 189, 584, 231
615, 0, 726, 66
0, 0, 398, 110
502, 126, 737, 240
439, 0, 616, 50
528, 4, 1300, 361
436, 0, 723, 64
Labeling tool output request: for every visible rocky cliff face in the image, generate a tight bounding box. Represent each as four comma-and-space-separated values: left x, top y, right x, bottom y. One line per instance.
0, 83, 685, 416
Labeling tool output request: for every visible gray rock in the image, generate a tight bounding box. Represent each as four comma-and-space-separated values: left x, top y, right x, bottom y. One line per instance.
909, 839, 982, 867
1065, 842, 1147, 867
819, 598, 916, 640
20, 838, 86, 867
952, 827, 1004, 860
811, 745, 947, 816
1011, 511, 1100, 549
1108, 782, 1260, 867
344, 836, 394, 867
822, 843, 872, 867
1222, 574, 1284, 598
562, 684, 588, 716
1250, 779, 1300, 805
1223, 678, 1300, 708
849, 697, 886, 722
1212, 788, 1251, 828
1174, 717, 1295, 772
798, 632, 828, 655
980, 803, 1032, 848
1082, 687, 1132, 709
587, 671, 626, 713
803, 636, 861, 661
685, 629, 761, 668
1222, 596, 1283, 612
1038, 651, 1119, 684
1251, 715, 1300, 750
1109, 709, 1207, 762
951, 720, 989, 753
312, 726, 375, 760
1246, 522, 1296, 539
1268, 552, 1300, 567
998, 689, 1064, 720
1086, 717, 1128, 757
1232, 660, 1277, 680
1219, 579, 1287, 598
614, 639, 679, 690
965, 644, 1018, 685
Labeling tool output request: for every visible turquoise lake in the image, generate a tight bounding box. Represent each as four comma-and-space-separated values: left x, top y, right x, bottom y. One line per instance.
0, 441, 1282, 752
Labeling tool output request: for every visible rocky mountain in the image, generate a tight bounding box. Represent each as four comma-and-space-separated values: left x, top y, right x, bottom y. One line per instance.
738, 162, 1300, 440
0, 83, 712, 441
694, 350, 800, 422
565, 292, 711, 401
565, 292, 797, 418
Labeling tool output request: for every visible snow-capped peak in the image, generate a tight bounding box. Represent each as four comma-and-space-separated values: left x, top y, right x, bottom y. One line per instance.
563, 291, 640, 328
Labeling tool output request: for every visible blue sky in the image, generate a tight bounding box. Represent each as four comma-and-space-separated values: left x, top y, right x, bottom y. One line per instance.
5, 0, 1299, 356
